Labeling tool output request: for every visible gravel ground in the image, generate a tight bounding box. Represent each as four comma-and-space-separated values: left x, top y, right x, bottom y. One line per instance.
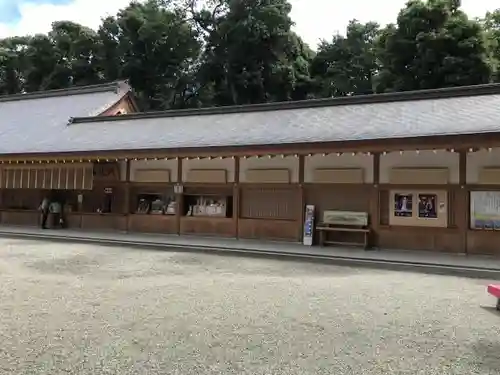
0, 238, 499, 375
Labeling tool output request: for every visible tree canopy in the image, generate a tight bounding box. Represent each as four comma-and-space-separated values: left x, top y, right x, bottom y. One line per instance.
0, 0, 499, 108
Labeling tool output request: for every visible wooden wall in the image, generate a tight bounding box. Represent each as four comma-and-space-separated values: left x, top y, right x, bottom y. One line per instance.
3, 150, 500, 256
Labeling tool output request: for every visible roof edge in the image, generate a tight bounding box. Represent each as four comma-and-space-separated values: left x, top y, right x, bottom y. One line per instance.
0, 80, 131, 103
2, 131, 500, 158
70, 82, 500, 124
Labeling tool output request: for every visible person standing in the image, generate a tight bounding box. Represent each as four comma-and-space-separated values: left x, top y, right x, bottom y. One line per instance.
49, 200, 62, 229
39, 197, 50, 229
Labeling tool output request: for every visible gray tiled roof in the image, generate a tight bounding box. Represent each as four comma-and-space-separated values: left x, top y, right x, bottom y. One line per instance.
65, 92, 500, 153
0, 81, 130, 155
2, 82, 500, 155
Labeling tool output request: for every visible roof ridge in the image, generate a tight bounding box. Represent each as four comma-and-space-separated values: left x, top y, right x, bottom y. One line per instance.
69, 82, 500, 124
0, 80, 130, 103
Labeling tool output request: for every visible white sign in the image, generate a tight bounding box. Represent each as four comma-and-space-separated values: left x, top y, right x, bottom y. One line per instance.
470, 191, 500, 230
303, 205, 315, 246
174, 184, 184, 194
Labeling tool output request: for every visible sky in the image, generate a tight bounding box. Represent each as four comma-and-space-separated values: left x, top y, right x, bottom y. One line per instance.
0, 0, 498, 48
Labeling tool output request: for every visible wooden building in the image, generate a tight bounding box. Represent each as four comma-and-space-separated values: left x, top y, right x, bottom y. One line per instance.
2, 81, 500, 256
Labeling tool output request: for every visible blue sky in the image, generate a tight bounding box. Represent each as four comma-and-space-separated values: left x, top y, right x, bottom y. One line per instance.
0, 0, 498, 47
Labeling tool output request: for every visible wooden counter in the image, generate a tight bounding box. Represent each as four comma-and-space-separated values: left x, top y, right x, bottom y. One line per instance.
64, 213, 83, 229
128, 214, 177, 234
65, 213, 128, 231
0, 210, 40, 227
180, 216, 235, 237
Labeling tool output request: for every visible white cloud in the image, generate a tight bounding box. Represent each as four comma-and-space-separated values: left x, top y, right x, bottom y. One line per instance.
290, 0, 500, 47
0, 0, 499, 47
0, 0, 131, 37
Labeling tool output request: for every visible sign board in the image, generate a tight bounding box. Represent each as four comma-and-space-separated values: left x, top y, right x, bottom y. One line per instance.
104, 187, 113, 194
322, 210, 368, 226
174, 183, 184, 194
303, 205, 315, 246
470, 191, 500, 230
93, 162, 120, 181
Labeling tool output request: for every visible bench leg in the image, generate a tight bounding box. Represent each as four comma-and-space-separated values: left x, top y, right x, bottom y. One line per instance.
497, 299, 500, 311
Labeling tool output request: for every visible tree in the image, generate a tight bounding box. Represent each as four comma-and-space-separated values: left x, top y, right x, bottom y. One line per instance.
49, 21, 103, 87
98, 0, 201, 110
20, 22, 103, 92
482, 9, 500, 81
0, 37, 28, 94
374, 0, 491, 93
311, 20, 379, 97
190, 0, 314, 107
23, 33, 70, 92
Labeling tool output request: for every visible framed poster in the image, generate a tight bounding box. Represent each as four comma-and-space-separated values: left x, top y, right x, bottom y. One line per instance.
470, 191, 500, 230
418, 194, 437, 219
394, 193, 413, 217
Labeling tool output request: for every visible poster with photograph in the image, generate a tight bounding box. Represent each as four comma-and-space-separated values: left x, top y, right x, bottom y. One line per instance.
470, 191, 500, 230
418, 194, 437, 218
394, 194, 413, 217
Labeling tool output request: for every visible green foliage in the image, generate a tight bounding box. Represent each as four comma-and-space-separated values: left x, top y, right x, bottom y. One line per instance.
482, 10, 500, 81
97, 0, 201, 110
311, 20, 379, 97
374, 0, 491, 92
0, 0, 499, 106
191, 0, 314, 106
0, 37, 29, 95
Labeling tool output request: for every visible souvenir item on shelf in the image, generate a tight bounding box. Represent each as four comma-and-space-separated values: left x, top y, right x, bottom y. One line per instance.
136, 199, 150, 214
191, 196, 227, 217
165, 201, 176, 215
150, 199, 164, 214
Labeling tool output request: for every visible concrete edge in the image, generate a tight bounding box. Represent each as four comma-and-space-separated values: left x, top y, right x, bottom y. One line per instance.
0, 231, 499, 280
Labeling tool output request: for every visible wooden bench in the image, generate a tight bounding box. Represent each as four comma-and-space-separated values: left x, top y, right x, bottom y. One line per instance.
487, 284, 500, 311
316, 210, 371, 250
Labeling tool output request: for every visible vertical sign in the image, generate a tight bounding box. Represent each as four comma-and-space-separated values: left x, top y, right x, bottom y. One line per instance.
174, 183, 184, 194
303, 205, 315, 246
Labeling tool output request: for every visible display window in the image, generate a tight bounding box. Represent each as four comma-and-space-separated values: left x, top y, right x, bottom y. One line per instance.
389, 190, 447, 227
183, 195, 233, 218
135, 193, 176, 215
130, 185, 176, 215
470, 191, 500, 230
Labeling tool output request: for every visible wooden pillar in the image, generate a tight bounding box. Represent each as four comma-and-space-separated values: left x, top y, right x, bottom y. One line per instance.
175, 157, 183, 235
456, 149, 468, 254
124, 159, 131, 232
233, 156, 240, 238
369, 152, 380, 246
298, 154, 305, 242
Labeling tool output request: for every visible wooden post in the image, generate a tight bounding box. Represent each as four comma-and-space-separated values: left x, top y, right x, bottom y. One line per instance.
175, 157, 183, 235
298, 154, 305, 242
369, 152, 380, 247
456, 149, 468, 254
124, 159, 131, 232
233, 156, 240, 238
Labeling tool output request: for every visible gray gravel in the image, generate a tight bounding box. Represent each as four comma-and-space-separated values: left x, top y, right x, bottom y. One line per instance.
0, 238, 499, 375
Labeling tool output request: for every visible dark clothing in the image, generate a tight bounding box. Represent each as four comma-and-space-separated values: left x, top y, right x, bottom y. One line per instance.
41, 209, 49, 229
40, 198, 50, 229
